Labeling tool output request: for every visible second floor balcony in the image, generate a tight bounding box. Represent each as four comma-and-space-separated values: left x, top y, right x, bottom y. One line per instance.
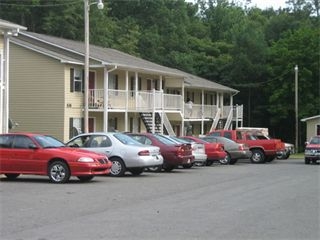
88, 89, 243, 121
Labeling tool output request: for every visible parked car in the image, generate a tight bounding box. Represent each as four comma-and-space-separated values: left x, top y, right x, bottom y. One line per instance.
127, 133, 194, 172
304, 136, 320, 164
162, 135, 207, 167
179, 136, 227, 166
277, 142, 294, 159
66, 132, 163, 177
0, 133, 111, 183
207, 129, 285, 163
200, 136, 251, 164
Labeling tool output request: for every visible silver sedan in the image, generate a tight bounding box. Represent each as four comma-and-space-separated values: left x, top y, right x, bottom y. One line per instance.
66, 132, 163, 177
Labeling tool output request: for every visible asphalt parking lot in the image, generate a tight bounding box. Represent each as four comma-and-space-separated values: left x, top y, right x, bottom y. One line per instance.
0, 158, 319, 240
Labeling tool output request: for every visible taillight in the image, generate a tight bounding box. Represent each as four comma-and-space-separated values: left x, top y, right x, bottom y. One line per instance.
138, 150, 150, 156
177, 146, 185, 155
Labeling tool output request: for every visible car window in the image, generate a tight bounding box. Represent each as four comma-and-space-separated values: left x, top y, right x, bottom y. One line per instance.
87, 135, 112, 148
0, 135, 13, 148
114, 133, 143, 145
12, 135, 34, 149
310, 137, 320, 144
67, 136, 90, 147
236, 131, 243, 140
34, 135, 65, 148
223, 132, 232, 140
153, 134, 175, 145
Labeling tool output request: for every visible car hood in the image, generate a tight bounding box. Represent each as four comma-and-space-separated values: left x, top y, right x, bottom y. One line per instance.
306, 144, 320, 148
47, 147, 106, 158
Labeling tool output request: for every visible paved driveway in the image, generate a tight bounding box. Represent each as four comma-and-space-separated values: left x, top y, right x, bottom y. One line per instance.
0, 159, 319, 240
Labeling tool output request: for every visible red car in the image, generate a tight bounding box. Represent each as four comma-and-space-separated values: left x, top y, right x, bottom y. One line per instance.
179, 136, 227, 166
304, 135, 320, 164
0, 133, 112, 183
127, 133, 194, 171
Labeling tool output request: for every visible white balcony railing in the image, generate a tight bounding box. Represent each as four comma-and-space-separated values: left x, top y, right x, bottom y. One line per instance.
88, 89, 243, 121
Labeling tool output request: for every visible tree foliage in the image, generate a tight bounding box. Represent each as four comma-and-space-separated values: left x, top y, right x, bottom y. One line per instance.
0, 0, 319, 145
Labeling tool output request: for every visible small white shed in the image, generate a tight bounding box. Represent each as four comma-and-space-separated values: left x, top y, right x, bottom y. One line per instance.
301, 115, 320, 141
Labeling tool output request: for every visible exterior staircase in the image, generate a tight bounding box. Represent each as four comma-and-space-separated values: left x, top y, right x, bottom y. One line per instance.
139, 112, 175, 135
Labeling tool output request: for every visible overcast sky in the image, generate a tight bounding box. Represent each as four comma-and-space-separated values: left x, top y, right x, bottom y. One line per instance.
186, 0, 288, 10
248, 0, 287, 9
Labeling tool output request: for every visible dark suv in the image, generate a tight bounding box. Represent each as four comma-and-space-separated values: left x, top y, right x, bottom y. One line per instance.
304, 136, 320, 164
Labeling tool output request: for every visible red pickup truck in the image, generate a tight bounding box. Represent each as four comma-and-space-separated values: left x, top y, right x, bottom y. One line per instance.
207, 130, 285, 163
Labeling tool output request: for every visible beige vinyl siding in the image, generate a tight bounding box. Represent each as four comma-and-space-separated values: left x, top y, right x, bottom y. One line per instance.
64, 65, 84, 141
306, 117, 320, 141
9, 43, 65, 141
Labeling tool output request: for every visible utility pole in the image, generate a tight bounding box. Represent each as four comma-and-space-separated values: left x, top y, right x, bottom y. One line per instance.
294, 65, 298, 152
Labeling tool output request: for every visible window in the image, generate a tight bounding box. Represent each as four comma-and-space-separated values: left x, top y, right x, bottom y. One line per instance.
0, 135, 13, 148
13, 136, 34, 149
70, 68, 83, 92
69, 118, 83, 138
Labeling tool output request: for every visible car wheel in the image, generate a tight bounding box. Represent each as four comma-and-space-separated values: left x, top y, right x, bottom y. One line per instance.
147, 166, 162, 172
110, 158, 126, 177
77, 176, 94, 182
219, 153, 231, 165
163, 165, 175, 172
182, 163, 193, 169
48, 161, 70, 183
4, 173, 20, 180
250, 149, 265, 163
265, 156, 275, 162
229, 159, 238, 165
130, 168, 144, 176
304, 158, 310, 164
205, 160, 214, 166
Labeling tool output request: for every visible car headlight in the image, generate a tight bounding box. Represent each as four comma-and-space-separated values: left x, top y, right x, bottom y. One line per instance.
78, 157, 94, 163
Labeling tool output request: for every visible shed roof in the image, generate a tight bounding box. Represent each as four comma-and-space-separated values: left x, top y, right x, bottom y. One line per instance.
301, 115, 320, 122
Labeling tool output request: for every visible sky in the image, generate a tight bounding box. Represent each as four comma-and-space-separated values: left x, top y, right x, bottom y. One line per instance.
248, 0, 287, 9
186, 0, 288, 10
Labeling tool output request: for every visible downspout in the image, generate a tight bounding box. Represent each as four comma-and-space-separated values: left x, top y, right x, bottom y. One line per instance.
182, 79, 185, 136
159, 76, 164, 134
201, 89, 204, 135
125, 70, 129, 132
1, 33, 10, 133
103, 65, 117, 132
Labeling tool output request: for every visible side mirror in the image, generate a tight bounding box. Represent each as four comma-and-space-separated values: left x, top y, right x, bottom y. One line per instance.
29, 143, 38, 149
305, 141, 309, 146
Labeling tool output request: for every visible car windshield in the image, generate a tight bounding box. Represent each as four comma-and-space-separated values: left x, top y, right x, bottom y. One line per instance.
310, 137, 320, 144
114, 133, 144, 145
34, 135, 65, 148
153, 134, 176, 145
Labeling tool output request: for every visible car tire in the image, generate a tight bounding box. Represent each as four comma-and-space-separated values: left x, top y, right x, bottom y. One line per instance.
77, 176, 94, 182
109, 158, 126, 177
163, 165, 175, 172
229, 159, 238, 165
219, 153, 231, 165
48, 161, 70, 183
250, 149, 265, 163
265, 156, 275, 162
4, 173, 20, 180
147, 166, 162, 172
304, 158, 310, 164
130, 168, 144, 176
182, 163, 193, 169
205, 160, 214, 166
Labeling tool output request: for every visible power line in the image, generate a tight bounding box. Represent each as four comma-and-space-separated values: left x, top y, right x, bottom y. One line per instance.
0, 0, 80, 7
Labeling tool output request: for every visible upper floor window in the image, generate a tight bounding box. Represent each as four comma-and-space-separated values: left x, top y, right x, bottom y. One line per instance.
70, 68, 83, 92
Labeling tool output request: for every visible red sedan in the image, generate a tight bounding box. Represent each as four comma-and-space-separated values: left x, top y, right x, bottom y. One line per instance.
127, 133, 194, 171
179, 136, 227, 166
0, 133, 112, 183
